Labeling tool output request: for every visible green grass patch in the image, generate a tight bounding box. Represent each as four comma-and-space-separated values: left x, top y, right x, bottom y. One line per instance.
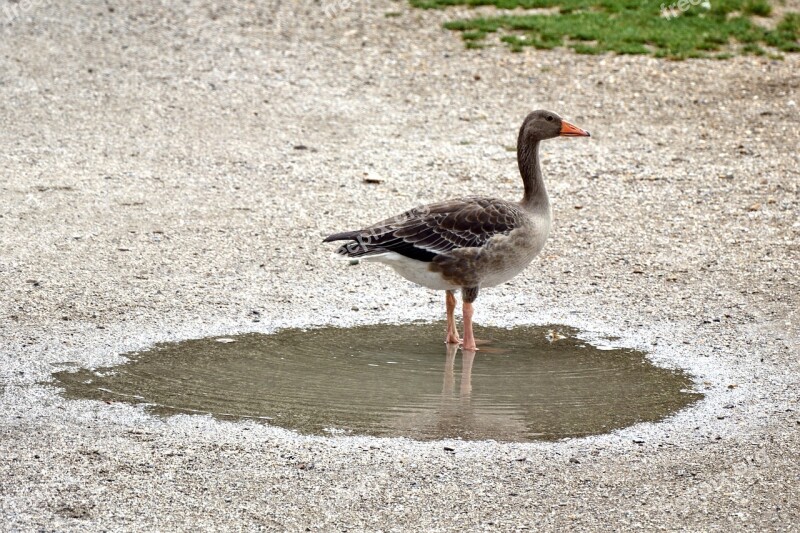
743, 0, 771, 16
412, 0, 799, 58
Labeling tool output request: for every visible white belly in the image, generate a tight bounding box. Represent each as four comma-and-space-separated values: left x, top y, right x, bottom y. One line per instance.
364, 252, 458, 290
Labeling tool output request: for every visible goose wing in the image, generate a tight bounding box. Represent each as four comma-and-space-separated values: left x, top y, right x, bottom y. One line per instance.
324, 197, 525, 262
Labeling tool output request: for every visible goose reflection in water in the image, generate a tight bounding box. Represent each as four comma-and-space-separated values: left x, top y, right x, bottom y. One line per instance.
390, 343, 530, 442
441, 342, 473, 398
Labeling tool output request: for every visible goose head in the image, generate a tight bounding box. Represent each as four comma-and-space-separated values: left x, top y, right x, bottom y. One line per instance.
520, 110, 591, 142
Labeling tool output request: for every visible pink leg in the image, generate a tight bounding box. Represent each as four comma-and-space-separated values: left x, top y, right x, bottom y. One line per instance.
445, 291, 461, 344
462, 301, 478, 351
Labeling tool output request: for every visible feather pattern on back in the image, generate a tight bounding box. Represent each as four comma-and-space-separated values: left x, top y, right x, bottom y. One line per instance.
324, 196, 528, 262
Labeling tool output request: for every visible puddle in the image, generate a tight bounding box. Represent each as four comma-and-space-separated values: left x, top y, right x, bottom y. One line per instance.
53, 323, 702, 442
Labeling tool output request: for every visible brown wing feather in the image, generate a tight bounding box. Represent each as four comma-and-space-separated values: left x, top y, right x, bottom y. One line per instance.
330, 197, 526, 261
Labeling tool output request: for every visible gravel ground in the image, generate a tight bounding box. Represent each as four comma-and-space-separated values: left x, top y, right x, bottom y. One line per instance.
1, 0, 799, 530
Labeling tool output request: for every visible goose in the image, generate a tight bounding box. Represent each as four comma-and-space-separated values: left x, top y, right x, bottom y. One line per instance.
324, 110, 590, 351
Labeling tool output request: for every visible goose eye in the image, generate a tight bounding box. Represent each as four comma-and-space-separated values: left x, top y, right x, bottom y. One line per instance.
546, 115, 554, 122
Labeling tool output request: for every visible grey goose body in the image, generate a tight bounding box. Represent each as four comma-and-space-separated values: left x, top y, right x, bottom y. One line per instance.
324, 110, 590, 350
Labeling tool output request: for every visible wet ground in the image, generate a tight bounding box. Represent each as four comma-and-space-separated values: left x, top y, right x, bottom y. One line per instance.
54, 324, 700, 441
1, 1, 798, 530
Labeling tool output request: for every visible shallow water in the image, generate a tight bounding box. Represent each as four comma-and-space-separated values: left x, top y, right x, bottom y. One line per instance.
53, 323, 701, 442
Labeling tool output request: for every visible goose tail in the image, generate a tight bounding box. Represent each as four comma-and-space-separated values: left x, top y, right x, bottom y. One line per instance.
323, 230, 361, 243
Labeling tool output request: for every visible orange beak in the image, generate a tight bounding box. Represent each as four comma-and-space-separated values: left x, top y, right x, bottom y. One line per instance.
560, 120, 591, 137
